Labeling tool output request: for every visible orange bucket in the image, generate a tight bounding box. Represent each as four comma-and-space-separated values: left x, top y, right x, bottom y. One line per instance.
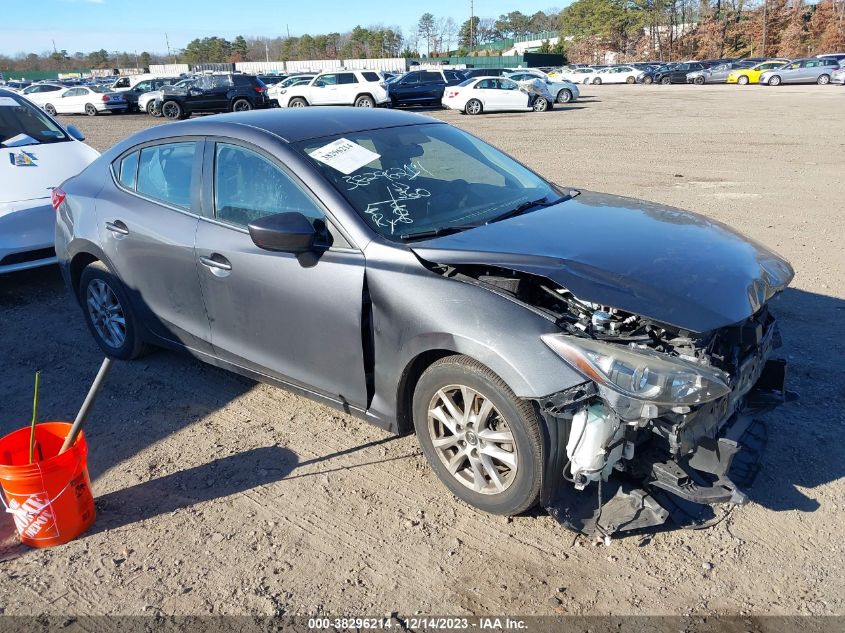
0, 422, 96, 547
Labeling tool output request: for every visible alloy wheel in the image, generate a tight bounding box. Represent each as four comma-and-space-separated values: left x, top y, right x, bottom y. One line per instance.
86, 279, 126, 349
162, 101, 180, 119
427, 385, 518, 494
466, 99, 482, 115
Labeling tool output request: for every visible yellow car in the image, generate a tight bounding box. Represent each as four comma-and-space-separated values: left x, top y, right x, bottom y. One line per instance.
727, 59, 790, 84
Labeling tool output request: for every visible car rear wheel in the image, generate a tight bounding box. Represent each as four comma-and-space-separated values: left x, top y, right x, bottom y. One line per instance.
84, 103, 97, 116
694, 76, 705, 85
556, 89, 572, 103
643, 76, 653, 84
768, 75, 781, 86
354, 95, 375, 107
146, 101, 160, 116
161, 100, 185, 120
45, 104, 57, 116
412, 355, 543, 516
737, 75, 749, 85
232, 98, 252, 112
817, 74, 830, 85
465, 99, 483, 115
660, 76, 671, 85
532, 97, 550, 112
592, 77, 602, 85
288, 97, 308, 108
79, 262, 148, 360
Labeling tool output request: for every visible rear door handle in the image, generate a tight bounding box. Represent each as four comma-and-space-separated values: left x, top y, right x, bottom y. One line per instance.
199, 254, 232, 271
105, 220, 129, 236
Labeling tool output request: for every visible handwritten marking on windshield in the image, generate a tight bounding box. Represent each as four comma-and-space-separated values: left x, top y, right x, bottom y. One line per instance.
364, 181, 431, 234
345, 161, 434, 191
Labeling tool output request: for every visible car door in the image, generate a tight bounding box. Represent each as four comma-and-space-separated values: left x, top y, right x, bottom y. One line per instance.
496, 78, 529, 110
796, 59, 819, 83
473, 78, 499, 109
309, 74, 339, 105
394, 71, 421, 102
419, 70, 446, 102
194, 139, 368, 408
55, 88, 80, 114
336, 72, 360, 104
97, 139, 213, 353
672, 64, 690, 82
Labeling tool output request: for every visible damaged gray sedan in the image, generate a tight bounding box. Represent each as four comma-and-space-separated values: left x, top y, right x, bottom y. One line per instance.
54, 108, 793, 537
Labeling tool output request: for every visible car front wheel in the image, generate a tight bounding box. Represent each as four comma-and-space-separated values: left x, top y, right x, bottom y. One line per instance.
532, 97, 550, 112
660, 76, 671, 85
146, 101, 160, 116
556, 89, 572, 103
288, 97, 308, 108
412, 355, 543, 516
768, 75, 781, 86
79, 262, 148, 360
161, 100, 185, 119
738, 75, 749, 85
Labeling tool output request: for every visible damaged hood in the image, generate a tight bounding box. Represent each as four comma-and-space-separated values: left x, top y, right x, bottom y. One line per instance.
411, 191, 794, 333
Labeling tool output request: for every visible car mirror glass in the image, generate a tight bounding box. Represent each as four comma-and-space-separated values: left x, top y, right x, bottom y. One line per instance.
248, 212, 317, 253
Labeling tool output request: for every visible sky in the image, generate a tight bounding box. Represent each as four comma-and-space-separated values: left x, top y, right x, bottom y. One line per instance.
0, 0, 564, 56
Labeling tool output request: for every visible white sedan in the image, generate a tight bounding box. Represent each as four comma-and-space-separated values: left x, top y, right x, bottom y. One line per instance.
44, 85, 127, 116
557, 67, 597, 84
442, 77, 552, 114
586, 66, 644, 85
0, 89, 99, 273
505, 72, 580, 103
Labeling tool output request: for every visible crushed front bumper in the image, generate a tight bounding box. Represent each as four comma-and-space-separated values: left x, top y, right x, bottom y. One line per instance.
540, 357, 788, 537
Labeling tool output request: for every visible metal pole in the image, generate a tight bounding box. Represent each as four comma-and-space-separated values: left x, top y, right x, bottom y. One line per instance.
470, 0, 474, 52
762, 0, 768, 57
59, 358, 113, 455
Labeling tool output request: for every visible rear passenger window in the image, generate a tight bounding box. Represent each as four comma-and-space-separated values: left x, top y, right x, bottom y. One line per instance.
421, 71, 442, 82
362, 72, 380, 82
118, 151, 139, 189
338, 73, 358, 84
136, 142, 196, 209
214, 143, 324, 227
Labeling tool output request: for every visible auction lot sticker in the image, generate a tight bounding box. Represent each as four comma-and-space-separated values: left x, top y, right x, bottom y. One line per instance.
309, 138, 380, 175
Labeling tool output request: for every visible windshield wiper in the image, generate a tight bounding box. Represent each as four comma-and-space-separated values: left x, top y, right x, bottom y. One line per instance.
399, 225, 479, 241
488, 190, 580, 224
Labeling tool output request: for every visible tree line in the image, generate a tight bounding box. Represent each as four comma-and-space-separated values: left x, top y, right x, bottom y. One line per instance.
1, 2, 842, 75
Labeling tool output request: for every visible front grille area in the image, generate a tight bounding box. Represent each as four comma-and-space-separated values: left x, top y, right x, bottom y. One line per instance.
0, 247, 56, 267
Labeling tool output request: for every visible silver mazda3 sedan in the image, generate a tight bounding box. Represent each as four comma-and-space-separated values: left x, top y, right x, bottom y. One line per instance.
54, 108, 794, 536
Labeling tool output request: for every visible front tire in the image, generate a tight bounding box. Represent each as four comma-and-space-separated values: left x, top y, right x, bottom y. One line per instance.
643, 76, 654, 85
556, 89, 572, 103
626, 76, 636, 84
84, 103, 97, 116
146, 101, 160, 116
465, 98, 483, 115
768, 75, 781, 86
354, 94, 375, 107
532, 97, 550, 112
412, 355, 543, 516
79, 262, 148, 360
694, 76, 705, 85
660, 76, 672, 85
592, 77, 602, 85
45, 103, 57, 116
738, 75, 749, 85
288, 97, 308, 108
161, 100, 185, 120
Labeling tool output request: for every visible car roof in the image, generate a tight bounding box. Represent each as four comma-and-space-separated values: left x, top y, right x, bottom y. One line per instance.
141, 107, 443, 144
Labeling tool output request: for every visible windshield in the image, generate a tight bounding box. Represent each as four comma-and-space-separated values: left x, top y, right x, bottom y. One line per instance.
295, 123, 559, 240
0, 93, 68, 146
280, 75, 312, 88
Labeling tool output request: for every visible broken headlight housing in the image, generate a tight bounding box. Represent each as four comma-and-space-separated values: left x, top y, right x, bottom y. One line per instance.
542, 334, 731, 406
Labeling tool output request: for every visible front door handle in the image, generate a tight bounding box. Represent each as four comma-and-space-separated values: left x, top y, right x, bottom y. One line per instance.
199, 254, 232, 271
105, 220, 129, 236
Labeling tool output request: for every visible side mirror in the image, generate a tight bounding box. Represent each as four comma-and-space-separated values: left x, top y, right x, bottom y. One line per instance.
66, 124, 85, 141
248, 212, 316, 253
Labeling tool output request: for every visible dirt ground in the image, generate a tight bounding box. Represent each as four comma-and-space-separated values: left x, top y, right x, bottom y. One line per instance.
1, 84, 843, 618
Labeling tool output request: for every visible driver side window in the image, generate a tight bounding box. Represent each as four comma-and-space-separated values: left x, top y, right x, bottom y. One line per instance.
213, 143, 325, 228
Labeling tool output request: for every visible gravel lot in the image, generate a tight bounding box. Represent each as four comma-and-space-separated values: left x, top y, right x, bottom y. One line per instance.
1, 84, 843, 618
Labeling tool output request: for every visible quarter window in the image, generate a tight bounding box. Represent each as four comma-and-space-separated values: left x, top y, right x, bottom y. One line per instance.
362, 72, 380, 82
338, 73, 358, 84
118, 151, 140, 189
213, 143, 324, 227
136, 142, 196, 208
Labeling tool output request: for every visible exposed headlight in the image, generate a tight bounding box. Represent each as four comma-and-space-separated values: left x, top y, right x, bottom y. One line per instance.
541, 334, 730, 405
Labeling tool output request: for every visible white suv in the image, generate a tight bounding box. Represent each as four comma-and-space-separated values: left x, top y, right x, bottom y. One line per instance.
278, 70, 389, 108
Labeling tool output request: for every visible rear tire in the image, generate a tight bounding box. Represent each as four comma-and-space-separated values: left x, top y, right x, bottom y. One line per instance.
45, 104, 57, 116
817, 74, 830, 85
660, 76, 671, 85
146, 101, 160, 116
592, 77, 602, 85
354, 94, 375, 107
643, 76, 654, 85
79, 262, 148, 361
465, 98, 483, 115
84, 103, 97, 116
412, 355, 543, 516
694, 76, 705, 85
232, 98, 252, 112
